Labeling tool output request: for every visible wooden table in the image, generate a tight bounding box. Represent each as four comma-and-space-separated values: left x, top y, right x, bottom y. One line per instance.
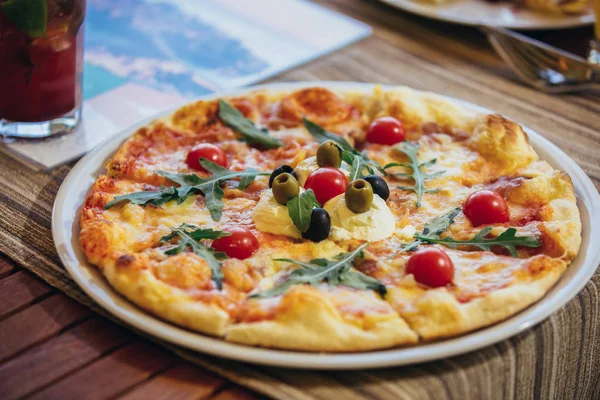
0, 255, 264, 400
1, 1, 599, 399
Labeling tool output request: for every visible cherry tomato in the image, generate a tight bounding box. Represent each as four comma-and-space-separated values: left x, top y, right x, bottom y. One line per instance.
463, 189, 510, 226
366, 116, 406, 145
186, 144, 227, 172
211, 227, 259, 260
304, 167, 349, 206
406, 248, 454, 288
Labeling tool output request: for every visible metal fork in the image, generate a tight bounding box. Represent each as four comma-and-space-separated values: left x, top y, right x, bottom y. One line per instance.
482, 26, 600, 93
589, 2, 600, 66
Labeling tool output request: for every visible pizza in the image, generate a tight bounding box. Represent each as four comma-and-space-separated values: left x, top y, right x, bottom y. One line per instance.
418, 0, 590, 15
79, 85, 582, 352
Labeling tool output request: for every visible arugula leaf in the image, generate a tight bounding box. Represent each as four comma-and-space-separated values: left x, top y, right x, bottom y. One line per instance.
218, 100, 283, 149
158, 171, 202, 186
238, 174, 256, 190
391, 207, 461, 255
1, 0, 47, 37
303, 118, 385, 175
105, 186, 181, 208
161, 223, 231, 242
303, 117, 356, 153
417, 227, 541, 257
386, 142, 445, 208
287, 189, 320, 232
104, 159, 269, 221
203, 180, 225, 221
252, 243, 386, 298
348, 152, 367, 181
163, 159, 268, 221
420, 207, 462, 240
160, 224, 231, 289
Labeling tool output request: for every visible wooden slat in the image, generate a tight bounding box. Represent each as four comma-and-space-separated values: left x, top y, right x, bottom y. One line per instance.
0, 294, 90, 363
0, 256, 15, 279
117, 363, 226, 400
28, 340, 178, 400
0, 317, 132, 400
210, 385, 264, 400
0, 270, 53, 319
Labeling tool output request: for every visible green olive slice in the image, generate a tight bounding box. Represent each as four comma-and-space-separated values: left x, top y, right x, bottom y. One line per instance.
316, 140, 342, 168
272, 173, 300, 205
345, 179, 373, 213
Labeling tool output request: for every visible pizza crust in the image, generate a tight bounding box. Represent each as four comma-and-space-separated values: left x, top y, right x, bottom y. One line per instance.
415, 0, 590, 15
103, 256, 233, 336
507, 171, 581, 259
395, 255, 567, 339
346, 85, 484, 135
522, 0, 590, 15
468, 114, 538, 176
226, 286, 418, 351
539, 200, 582, 260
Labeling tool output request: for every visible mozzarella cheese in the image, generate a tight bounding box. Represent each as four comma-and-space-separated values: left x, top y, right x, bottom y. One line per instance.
324, 193, 395, 242
294, 156, 351, 186
252, 189, 302, 239
394, 225, 417, 242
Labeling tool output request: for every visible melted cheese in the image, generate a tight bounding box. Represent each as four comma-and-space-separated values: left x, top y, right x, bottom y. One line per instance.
324, 193, 396, 241
386, 249, 551, 313
394, 225, 416, 242
103, 194, 212, 250
252, 189, 301, 239
382, 134, 491, 234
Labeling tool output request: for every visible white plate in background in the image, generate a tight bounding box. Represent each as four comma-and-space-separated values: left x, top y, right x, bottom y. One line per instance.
52, 82, 600, 370
379, 0, 594, 30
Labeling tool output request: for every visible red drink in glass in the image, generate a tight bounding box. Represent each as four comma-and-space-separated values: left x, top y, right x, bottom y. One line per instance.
0, 0, 85, 139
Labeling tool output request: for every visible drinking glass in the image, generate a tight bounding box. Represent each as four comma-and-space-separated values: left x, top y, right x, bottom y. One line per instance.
0, 0, 86, 139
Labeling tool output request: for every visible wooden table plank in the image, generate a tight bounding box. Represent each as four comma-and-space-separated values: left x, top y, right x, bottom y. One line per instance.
27, 340, 178, 400
117, 363, 226, 400
0, 264, 263, 400
0, 257, 15, 279
0, 317, 132, 400
209, 385, 264, 400
0, 294, 90, 363
0, 271, 54, 319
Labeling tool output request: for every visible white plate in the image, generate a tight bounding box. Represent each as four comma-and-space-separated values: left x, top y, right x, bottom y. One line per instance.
52, 82, 600, 370
379, 0, 594, 30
